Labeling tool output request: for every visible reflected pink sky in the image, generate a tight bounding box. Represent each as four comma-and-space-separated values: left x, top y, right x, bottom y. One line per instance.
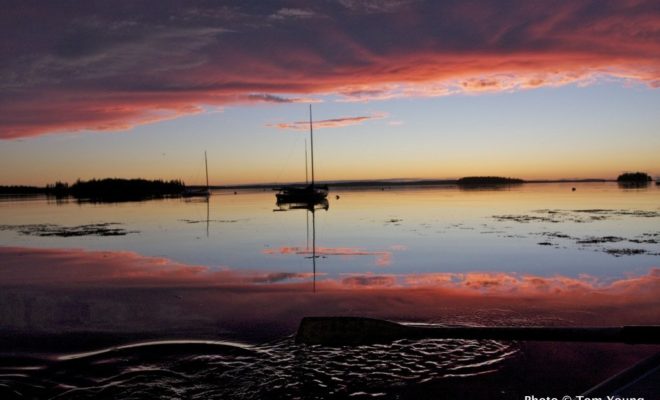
3, 246, 658, 295
2, 246, 657, 340
262, 246, 397, 267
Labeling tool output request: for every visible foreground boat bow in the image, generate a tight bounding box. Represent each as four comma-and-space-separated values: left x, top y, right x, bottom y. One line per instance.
295, 316, 660, 346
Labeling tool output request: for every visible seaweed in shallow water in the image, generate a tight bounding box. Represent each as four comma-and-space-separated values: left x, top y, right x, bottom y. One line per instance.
604, 248, 647, 257
495, 209, 660, 224
0, 223, 137, 237
576, 236, 625, 244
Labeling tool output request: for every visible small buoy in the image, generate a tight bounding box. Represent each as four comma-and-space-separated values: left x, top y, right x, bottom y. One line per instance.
571, 187, 576, 191
234, 191, 237, 195
336, 195, 340, 200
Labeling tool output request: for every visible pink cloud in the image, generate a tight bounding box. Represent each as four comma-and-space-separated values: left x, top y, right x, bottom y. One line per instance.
243, 93, 320, 104
0, 1, 658, 139
266, 113, 387, 131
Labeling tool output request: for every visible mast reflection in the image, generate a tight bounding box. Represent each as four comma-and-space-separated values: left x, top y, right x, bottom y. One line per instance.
274, 199, 328, 292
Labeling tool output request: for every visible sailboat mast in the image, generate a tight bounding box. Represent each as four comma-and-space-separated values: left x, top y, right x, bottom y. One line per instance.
204, 151, 209, 190
304, 138, 309, 185
309, 104, 315, 186
312, 209, 316, 293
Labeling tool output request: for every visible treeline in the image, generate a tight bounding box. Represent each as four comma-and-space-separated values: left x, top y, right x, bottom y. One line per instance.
456, 176, 524, 185
66, 178, 185, 201
0, 178, 186, 201
0, 185, 48, 195
616, 172, 651, 182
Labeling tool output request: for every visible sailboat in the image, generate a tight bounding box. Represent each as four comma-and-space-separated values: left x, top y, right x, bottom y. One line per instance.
182, 151, 211, 197
275, 105, 329, 205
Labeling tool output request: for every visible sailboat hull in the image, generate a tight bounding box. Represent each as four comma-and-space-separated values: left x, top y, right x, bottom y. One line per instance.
275, 185, 328, 204
182, 151, 211, 198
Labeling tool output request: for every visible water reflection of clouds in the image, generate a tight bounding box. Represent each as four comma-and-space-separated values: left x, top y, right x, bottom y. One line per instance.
262, 245, 407, 267
250, 272, 319, 284
334, 270, 660, 301
1, 246, 658, 338
341, 274, 397, 288
2, 246, 657, 298
0, 246, 320, 286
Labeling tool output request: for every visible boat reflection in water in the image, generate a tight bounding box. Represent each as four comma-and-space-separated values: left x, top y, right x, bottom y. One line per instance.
274, 198, 328, 292
274, 198, 328, 212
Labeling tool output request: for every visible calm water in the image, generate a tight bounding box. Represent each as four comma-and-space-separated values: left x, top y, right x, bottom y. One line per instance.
1, 182, 658, 280
1, 182, 659, 399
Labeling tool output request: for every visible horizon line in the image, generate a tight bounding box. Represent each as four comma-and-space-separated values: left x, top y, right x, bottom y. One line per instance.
4, 174, 659, 189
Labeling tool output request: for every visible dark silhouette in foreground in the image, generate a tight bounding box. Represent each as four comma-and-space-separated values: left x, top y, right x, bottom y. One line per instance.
296, 317, 660, 398
296, 317, 660, 346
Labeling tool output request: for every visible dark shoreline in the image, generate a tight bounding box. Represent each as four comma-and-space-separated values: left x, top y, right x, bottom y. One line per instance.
0, 178, 615, 195
186, 178, 611, 191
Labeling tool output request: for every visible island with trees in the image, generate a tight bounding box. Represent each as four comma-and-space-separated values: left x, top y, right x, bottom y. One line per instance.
1, 178, 186, 202
65, 178, 186, 201
616, 172, 652, 183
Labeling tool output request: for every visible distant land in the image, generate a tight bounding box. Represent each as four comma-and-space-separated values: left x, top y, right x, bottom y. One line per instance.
68, 178, 185, 201
617, 172, 652, 182
0, 185, 46, 195
0, 178, 184, 202
456, 176, 523, 185
4, 175, 652, 196
209, 177, 609, 190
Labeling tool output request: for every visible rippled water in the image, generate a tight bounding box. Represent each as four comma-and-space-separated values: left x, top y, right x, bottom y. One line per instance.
2, 337, 516, 399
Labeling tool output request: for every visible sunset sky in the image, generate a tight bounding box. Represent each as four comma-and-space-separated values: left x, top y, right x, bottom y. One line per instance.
1, 0, 659, 185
